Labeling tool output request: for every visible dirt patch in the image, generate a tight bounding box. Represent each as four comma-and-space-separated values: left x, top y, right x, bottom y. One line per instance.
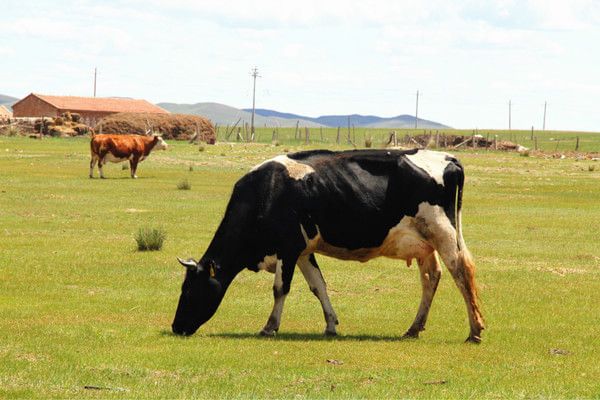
96, 112, 216, 143
535, 266, 588, 276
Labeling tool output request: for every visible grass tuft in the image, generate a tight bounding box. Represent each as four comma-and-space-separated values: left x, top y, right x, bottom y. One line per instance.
134, 226, 166, 251
177, 178, 191, 190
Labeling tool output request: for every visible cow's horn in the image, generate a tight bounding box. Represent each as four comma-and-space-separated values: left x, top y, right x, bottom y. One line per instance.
177, 257, 201, 270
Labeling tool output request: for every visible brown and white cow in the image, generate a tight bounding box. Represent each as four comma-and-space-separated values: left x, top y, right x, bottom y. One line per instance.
89, 134, 168, 179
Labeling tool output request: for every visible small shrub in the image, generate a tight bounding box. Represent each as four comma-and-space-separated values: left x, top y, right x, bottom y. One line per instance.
365, 136, 373, 148
177, 179, 191, 190
6, 126, 21, 136
198, 142, 206, 152
135, 227, 166, 251
188, 164, 194, 172
122, 164, 129, 170
589, 165, 596, 172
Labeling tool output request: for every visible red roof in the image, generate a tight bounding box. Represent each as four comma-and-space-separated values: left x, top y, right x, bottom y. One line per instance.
18, 93, 168, 114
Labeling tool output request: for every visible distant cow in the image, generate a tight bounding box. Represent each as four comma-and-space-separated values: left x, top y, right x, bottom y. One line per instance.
89, 134, 168, 179
172, 149, 485, 342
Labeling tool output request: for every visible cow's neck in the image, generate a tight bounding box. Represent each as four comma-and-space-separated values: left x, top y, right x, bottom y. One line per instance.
143, 136, 158, 156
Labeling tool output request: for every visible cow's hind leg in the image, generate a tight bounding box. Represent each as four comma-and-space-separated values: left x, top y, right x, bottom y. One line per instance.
402, 252, 442, 339
260, 258, 296, 336
297, 254, 339, 336
436, 242, 485, 343
89, 155, 98, 178
97, 153, 107, 179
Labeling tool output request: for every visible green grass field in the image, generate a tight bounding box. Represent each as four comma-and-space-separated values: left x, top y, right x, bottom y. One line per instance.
1, 136, 600, 398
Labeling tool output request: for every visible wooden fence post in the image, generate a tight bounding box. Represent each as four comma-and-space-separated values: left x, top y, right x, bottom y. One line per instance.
575, 136, 580, 151
305, 127, 310, 144
336, 127, 340, 144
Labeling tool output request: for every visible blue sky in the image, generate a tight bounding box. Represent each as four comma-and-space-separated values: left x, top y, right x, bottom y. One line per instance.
2, 0, 600, 131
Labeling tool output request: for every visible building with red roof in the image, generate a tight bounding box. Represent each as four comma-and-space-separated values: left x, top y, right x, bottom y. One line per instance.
12, 93, 168, 126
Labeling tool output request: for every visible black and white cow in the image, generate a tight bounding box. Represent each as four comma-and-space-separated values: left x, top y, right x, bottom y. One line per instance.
172, 148, 485, 342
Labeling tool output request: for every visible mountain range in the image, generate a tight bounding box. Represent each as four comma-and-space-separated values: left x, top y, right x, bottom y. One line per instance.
1, 93, 449, 128
0, 94, 18, 110
159, 102, 450, 129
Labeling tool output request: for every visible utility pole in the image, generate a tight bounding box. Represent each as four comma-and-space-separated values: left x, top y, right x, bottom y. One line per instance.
508, 99, 512, 131
414, 90, 419, 129
93, 67, 97, 97
543, 101, 547, 131
250, 67, 260, 141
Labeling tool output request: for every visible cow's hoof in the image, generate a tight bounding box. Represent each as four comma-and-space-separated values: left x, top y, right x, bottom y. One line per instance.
324, 329, 337, 337
259, 328, 277, 337
401, 330, 420, 340
465, 335, 482, 344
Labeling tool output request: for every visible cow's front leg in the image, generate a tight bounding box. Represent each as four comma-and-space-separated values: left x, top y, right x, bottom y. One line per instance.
129, 157, 139, 179
297, 254, 339, 336
260, 258, 296, 336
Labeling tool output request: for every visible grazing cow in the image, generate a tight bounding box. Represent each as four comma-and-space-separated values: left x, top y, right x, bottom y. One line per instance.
172, 149, 485, 342
89, 134, 168, 179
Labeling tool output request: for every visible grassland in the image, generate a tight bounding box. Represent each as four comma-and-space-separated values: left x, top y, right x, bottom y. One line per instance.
1, 135, 600, 398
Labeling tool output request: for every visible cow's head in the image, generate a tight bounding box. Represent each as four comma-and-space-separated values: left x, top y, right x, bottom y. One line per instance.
154, 136, 168, 151
172, 257, 223, 336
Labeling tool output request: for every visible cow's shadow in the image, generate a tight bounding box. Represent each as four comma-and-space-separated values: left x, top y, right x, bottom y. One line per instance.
210, 332, 412, 342
160, 330, 412, 342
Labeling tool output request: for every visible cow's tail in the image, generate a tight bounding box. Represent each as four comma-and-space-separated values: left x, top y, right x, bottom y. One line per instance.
450, 160, 481, 311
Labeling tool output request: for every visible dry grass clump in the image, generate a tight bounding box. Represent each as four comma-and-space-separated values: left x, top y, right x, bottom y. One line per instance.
96, 113, 216, 143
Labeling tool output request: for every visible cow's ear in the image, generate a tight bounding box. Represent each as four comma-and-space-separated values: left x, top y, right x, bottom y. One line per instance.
177, 257, 203, 272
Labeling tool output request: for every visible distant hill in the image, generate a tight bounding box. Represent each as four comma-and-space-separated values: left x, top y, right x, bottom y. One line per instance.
0, 94, 18, 110
244, 108, 450, 129
158, 102, 324, 127
159, 102, 449, 129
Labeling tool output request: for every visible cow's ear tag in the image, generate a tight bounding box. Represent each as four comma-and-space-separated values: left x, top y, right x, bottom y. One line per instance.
208, 261, 217, 278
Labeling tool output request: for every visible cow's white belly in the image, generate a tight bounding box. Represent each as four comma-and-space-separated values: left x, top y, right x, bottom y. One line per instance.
103, 154, 147, 163
301, 216, 433, 263
104, 153, 131, 163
